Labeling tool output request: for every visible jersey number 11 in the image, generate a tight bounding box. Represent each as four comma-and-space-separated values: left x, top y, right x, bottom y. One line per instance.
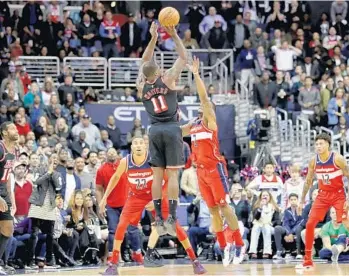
151, 95, 168, 114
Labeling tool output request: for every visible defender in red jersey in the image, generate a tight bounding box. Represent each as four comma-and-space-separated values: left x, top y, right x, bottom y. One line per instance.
99, 137, 206, 275
183, 57, 245, 266
296, 133, 349, 270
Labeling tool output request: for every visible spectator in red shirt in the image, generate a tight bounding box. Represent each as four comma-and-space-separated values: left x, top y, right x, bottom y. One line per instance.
19, 67, 31, 94
95, 147, 141, 261
13, 161, 32, 222
14, 112, 31, 136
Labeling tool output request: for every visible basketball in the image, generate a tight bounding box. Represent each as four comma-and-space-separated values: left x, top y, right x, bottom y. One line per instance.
158, 7, 180, 27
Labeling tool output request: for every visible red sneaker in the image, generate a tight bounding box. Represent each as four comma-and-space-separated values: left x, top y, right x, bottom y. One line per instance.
132, 252, 144, 265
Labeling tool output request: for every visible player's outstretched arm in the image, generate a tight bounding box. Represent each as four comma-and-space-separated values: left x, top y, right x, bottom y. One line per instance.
299, 157, 315, 209
141, 22, 158, 64
163, 26, 188, 84
99, 158, 127, 213
136, 22, 158, 90
187, 56, 217, 130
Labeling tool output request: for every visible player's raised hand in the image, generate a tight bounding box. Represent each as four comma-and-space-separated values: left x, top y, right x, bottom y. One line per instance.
149, 22, 158, 39
0, 197, 8, 213
163, 25, 177, 36
186, 56, 200, 74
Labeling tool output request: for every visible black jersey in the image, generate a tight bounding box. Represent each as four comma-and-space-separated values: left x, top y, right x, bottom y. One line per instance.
0, 141, 18, 185
142, 77, 179, 124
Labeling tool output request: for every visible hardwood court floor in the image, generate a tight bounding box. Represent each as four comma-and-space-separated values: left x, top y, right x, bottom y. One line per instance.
14, 260, 349, 276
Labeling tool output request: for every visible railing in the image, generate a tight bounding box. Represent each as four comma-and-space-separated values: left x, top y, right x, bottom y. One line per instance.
235, 79, 250, 101
18, 56, 60, 84
63, 57, 107, 89
296, 116, 312, 150
108, 58, 141, 88
154, 49, 233, 93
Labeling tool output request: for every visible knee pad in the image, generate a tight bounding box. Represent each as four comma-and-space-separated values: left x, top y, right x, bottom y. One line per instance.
175, 222, 188, 242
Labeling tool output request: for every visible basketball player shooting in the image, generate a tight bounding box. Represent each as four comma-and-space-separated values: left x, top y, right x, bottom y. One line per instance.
296, 133, 349, 270
136, 22, 188, 236
183, 57, 245, 265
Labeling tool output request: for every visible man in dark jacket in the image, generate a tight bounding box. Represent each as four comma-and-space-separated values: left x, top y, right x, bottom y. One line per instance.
254, 71, 278, 109
120, 13, 142, 57
273, 193, 303, 259
104, 115, 122, 150
78, 13, 98, 57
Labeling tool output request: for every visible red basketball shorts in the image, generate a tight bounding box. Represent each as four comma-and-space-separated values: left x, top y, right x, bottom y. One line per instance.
309, 189, 346, 223
197, 162, 230, 208
119, 195, 152, 226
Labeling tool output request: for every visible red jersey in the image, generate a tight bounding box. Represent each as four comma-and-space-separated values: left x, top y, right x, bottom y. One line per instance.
190, 119, 224, 168
315, 152, 344, 192
96, 161, 128, 208
126, 153, 153, 198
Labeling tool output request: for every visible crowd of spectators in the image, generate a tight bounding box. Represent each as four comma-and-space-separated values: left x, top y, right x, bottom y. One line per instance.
0, 0, 349, 273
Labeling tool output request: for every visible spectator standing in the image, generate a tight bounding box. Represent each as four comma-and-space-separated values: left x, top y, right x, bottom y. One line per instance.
57, 75, 79, 106
227, 15, 250, 57
271, 41, 302, 72
13, 161, 32, 222
298, 77, 320, 118
322, 27, 341, 58
78, 14, 98, 57
84, 151, 99, 180
99, 11, 120, 58
236, 40, 256, 94
120, 13, 142, 57
199, 6, 227, 36
275, 71, 291, 110
249, 27, 269, 52
40, 14, 63, 56
28, 154, 62, 267
203, 20, 228, 76
104, 115, 122, 150
185, 2, 206, 41
266, 1, 287, 33
60, 158, 82, 208
95, 148, 141, 263
327, 88, 346, 128
126, 118, 146, 145
302, 55, 321, 82
331, 0, 348, 25
253, 71, 277, 110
